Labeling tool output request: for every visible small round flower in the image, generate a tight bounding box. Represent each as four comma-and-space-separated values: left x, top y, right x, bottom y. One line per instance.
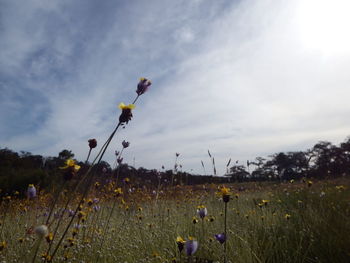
118, 103, 135, 124
192, 217, 199, 224
214, 233, 226, 244
185, 237, 198, 256
88, 139, 97, 149
35, 225, 49, 238
122, 140, 130, 148
136, 78, 152, 95
176, 236, 185, 252
117, 157, 123, 164
285, 213, 291, 220
27, 184, 37, 199
220, 186, 231, 203
196, 205, 208, 219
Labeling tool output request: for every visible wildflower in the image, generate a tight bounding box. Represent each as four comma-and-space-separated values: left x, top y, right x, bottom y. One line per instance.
214, 233, 226, 244
290, 179, 294, 183
94, 182, 100, 189
60, 159, 81, 181
35, 225, 49, 238
87, 199, 93, 206
176, 153, 180, 157
46, 233, 53, 244
336, 185, 345, 190
307, 180, 313, 187
0, 241, 6, 251
124, 177, 130, 184
77, 211, 86, 219
117, 156, 123, 164
115, 188, 123, 197
115, 150, 120, 156
176, 236, 185, 252
18, 237, 24, 243
88, 138, 97, 149
192, 217, 199, 224
196, 205, 208, 219
136, 77, 152, 95
320, 191, 326, 197
60, 159, 81, 171
208, 216, 215, 222
185, 237, 198, 256
118, 103, 135, 124
262, 199, 269, 206
41, 253, 52, 261
122, 140, 130, 148
27, 184, 37, 199
220, 186, 231, 203
67, 209, 75, 217
235, 193, 239, 199
285, 214, 291, 220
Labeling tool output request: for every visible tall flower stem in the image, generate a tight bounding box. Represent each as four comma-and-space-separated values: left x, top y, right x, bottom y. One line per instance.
50, 122, 121, 261
85, 148, 92, 163
224, 201, 228, 263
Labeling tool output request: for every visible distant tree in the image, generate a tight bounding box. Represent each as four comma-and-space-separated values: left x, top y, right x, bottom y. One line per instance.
58, 149, 75, 160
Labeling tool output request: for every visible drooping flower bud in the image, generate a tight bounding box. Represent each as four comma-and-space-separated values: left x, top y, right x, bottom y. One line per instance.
88, 139, 97, 149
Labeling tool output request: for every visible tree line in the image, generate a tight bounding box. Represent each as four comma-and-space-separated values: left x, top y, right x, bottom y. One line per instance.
0, 136, 349, 196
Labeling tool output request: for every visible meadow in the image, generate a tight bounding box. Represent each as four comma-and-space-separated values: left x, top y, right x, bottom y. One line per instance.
0, 178, 349, 263
1, 78, 350, 263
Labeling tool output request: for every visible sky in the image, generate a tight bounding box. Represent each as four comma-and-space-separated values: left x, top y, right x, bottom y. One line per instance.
1, 0, 350, 175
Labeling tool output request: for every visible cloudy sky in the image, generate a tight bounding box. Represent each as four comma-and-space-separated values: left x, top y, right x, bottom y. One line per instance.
1, 0, 350, 175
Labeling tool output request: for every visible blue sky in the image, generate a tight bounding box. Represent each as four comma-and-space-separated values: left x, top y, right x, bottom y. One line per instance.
1, 0, 350, 175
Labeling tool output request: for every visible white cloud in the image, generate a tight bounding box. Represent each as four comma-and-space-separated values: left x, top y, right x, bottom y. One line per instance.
1, 0, 350, 176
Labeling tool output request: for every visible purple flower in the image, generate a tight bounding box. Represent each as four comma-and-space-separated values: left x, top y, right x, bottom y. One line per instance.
27, 184, 36, 199
117, 157, 123, 164
115, 150, 120, 157
68, 209, 75, 217
214, 233, 226, 244
185, 239, 198, 256
93, 205, 101, 212
196, 206, 208, 219
136, 78, 152, 95
122, 140, 130, 149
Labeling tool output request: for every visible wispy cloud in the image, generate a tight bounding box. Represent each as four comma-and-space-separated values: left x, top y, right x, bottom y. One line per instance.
1, 0, 350, 175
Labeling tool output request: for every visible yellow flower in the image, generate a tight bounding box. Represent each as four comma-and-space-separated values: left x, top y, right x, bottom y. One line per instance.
307, 180, 313, 187
114, 188, 123, 196
176, 236, 185, 244
285, 213, 291, 220
221, 186, 230, 196
0, 241, 7, 251
59, 159, 80, 172
46, 233, 53, 244
118, 103, 135, 110
192, 217, 199, 224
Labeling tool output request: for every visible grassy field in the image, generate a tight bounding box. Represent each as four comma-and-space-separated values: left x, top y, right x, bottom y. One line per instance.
0, 178, 349, 263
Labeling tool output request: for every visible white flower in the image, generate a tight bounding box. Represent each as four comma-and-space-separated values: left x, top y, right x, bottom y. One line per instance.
34, 225, 48, 238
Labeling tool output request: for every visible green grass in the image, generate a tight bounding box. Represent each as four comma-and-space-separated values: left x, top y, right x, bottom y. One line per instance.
0, 180, 349, 262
